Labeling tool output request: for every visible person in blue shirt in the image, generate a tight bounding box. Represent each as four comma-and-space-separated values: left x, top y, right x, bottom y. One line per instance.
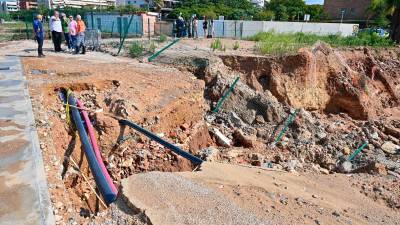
33, 14, 45, 57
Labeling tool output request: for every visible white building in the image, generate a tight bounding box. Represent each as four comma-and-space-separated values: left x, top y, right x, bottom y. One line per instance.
39, 0, 115, 9
251, 0, 268, 8
0, 1, 19, 13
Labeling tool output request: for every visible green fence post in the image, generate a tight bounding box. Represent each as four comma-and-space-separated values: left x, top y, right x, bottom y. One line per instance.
110, 21, 114, 38
348, 142, 368, 161
212, 76, 240, 113
148, 38, 180, 62
274, 109, 300, 145
117, 14, 134, 55
25, 21, 29, 40
91, 11, 94, 29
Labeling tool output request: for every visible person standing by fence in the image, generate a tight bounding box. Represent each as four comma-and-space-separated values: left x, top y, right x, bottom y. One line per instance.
33, 14, 45, 58
193, 16, 198, 39
69, 15, 77, 53
61, 13, 71, 52
202, 16, 208, 38
75, 15, 86, 54
50, 11, 63, 52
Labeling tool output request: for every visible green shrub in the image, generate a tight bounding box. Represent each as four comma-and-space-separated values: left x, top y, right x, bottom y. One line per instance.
158, 34, 167, 43
129, 42, 144, 58
233, 41, 240, 50
148, 41, 156, 53
210, 39, 223, 51
0, 13, 11, 21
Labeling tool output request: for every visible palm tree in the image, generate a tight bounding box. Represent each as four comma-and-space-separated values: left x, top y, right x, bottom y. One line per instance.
145, 0, 164, 12
370, 0, 400, 42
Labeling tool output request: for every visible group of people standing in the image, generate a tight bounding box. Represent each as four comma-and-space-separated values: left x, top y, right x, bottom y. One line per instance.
33, 11, 87, 57
175, 15, 214, 39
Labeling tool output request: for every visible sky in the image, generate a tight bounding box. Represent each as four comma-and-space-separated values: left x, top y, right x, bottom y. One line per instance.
305, 0, 324, 5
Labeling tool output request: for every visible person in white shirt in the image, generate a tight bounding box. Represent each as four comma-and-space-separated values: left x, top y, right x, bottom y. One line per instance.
50, 11, 63, 52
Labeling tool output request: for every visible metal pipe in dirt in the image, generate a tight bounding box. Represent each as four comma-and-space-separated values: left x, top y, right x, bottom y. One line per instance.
119, 119, 203, 165
148, 38, 180, 62
348, 142, 368, 161
212, 76, 240, 113
117, 14, 134, 55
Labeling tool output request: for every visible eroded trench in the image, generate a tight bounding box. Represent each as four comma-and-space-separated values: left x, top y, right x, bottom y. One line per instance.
29, 45, 400, 223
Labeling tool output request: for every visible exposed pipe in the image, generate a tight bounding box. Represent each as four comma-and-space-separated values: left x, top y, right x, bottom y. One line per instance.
68, 92, 117, 205
77, 100, 118, 195
119, 119, 203, 165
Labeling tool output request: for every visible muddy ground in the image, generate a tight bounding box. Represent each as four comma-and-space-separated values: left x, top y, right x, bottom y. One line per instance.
0, 39, 399, 225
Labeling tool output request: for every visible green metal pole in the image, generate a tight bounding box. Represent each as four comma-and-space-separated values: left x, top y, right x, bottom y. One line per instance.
348, 142, 368, 161
91, 11, 94, 29
212, 76, 240, 113
25, 22, 29, 39
110, 21, 114, 38
148, 38, 180, 62
117, 15, 134, 55
274, 109, 300, 145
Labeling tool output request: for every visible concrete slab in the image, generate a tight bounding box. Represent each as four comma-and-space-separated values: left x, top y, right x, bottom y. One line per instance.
121, 170, 268, 225
0, 56, 54, 225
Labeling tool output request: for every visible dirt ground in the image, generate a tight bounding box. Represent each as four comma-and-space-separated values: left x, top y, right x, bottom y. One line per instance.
0, 39, 399, 225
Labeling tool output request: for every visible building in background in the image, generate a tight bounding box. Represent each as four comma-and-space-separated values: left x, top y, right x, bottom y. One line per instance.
250, 0, 265, 8
38, 0, 115, 9
0, 1, 19, 12
19, 0, 37, 9
323, 0, 372, 22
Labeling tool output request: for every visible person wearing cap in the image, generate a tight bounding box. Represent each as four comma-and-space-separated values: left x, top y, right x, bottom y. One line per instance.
75, 15, 86, 54
33, 14, 45, 57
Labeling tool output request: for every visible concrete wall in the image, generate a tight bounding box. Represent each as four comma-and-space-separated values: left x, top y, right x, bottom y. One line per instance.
196, 20, 358, 38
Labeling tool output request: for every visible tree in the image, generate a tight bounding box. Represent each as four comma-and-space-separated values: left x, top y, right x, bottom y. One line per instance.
254, 10, 275, 21
169, 0, 259, 20
305, 4, 326, 21
370, 0, 400, 42
267, 0, 306, 21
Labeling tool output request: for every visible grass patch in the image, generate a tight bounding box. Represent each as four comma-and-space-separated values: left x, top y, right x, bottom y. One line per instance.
129, 41, 144, 58
158, 34, 167, 43
233, 41, 240, 50
248, 31, 394, 55
210, 39, 223, 51
148, 41, 156, 53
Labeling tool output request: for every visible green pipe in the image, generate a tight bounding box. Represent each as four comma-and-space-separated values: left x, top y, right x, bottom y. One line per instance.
274, 109, 299, 145
117, 15, 134, 55
110, 21, 114, 38
348, 142, 368, 161
148, 38, 180, 62
212, 76, 240, 113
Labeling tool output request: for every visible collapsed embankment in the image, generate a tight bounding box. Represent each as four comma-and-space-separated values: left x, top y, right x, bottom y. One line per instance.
154, 45, 400, 208
22, 43, 400, 224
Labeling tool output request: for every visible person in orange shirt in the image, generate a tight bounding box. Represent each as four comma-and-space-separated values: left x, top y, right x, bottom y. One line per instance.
75, 14, 86, 54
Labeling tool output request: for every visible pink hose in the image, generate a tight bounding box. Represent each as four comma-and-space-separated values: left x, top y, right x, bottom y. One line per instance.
77, 100, 118, 194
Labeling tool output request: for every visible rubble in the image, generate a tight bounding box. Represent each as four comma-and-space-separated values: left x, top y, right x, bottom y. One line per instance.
381, 141, 399, 154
